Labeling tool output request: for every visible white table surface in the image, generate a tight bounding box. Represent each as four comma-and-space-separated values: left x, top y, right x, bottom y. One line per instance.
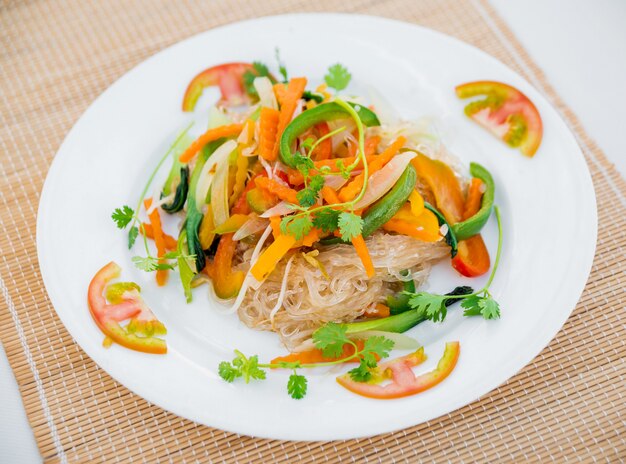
2, 1, 625, 462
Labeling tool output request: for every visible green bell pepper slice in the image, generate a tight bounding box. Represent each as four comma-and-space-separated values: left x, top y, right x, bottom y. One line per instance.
452, 162, 495, 241
279, 101, 380, 167
321, 165, 417, 245
186, 140, 223, 272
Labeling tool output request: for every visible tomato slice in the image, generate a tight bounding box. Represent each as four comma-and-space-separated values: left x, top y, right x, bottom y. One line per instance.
456, 81, 543, 157
336, 342, 460, 399
87, 262, 167, 354
182, 62, 255, 111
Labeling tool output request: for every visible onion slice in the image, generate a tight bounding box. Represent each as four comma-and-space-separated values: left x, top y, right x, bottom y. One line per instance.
253, 77, 278, 110
353, 151, 417, 210
233, 215, 269, 241
348, 330, 421, 350
324, 174, 349, 190
195, 139, 237, 207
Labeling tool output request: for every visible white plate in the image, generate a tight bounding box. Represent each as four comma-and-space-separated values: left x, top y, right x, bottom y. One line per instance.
37, 14, 596, 440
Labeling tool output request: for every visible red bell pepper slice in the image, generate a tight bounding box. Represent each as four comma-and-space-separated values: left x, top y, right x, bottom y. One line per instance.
87, 262, 167, 354
452, 177, 491, 277
336, 342, 460, 399
456, 81, 543, 157
182, 62, 255, 111
452, 236, 490, 277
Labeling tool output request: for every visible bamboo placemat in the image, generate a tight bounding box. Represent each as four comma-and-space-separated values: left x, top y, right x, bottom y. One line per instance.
1, 0, 624, 462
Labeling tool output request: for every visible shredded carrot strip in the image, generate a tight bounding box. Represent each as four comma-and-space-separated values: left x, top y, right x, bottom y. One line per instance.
141, 223, 177, 250
255, 176, 298, 204
463, 178, 484, 219
312, 122, 332, 161
271, 340, 368, 365
273, 83, 287, 106
179, 123, 244, 163
351, 234, 375, 278
271, 77, 307, 159
313, 153, 378, 171
301, 228, 321, 247
143, 199, 168, 286
321, 185, 341, 207
338, 136, 406, 202
258, 107, 280, 160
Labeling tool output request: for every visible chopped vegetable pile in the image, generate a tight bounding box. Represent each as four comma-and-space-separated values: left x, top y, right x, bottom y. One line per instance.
90, 54, 544, 400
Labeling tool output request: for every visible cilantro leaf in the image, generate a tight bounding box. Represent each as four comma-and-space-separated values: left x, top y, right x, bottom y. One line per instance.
462, 294, 500, 320
338, 212, 363, 241
296, 175, 325, 208
362, 336, 394, 362
132, 256, 176, 272
112, 205, 134, 229
241, 355, 266, 383
408, 292, 448, 322
287, 373, 307, 399
128, 226, 138, 249
218, 361, 241, 382
312, 322, 350, 358
324, 64, 351, 91
460, 294, 482, 316
335, 159, 352, 179
479, 297, 501, 320
312, 208, 340, 233
348, 359, 373, 382
243, 61, 272, 96
280, 215, 313, 240
275, 48, 288, 82
293, 152, 315, 177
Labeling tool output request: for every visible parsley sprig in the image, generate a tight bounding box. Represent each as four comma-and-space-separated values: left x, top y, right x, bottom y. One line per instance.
406, 206, 504, 322
218, 322, 395, 399
112, 124, 194, 270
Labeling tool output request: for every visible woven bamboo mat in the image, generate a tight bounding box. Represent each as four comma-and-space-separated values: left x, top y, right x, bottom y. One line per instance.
1, 0, 624, 462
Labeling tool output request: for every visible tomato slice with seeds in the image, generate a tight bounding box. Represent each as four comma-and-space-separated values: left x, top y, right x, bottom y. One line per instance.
182, 62, 255, 111
87, 262, 167, 354
456, 81, 543, 157
336, 342, 460, 399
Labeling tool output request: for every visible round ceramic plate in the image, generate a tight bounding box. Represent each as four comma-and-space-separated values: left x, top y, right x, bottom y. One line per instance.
37, 14, 596, 440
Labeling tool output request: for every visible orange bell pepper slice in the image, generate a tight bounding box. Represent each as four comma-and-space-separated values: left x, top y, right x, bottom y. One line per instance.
411, 153, 465, 224
211, 233, 245, 299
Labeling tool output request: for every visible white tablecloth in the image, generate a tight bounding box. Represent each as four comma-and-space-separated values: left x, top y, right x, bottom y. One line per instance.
1, 1, 624, 461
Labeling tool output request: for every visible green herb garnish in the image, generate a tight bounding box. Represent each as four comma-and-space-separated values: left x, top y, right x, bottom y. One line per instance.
406, 206, 503, 322
218, 322, 395, 399
324, 63, 351, 91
